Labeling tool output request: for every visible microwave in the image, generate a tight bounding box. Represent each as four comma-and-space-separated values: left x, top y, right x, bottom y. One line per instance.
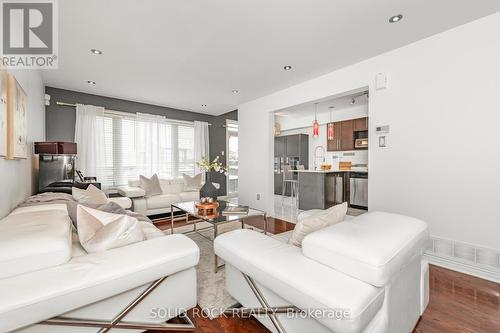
355, 138, 368, 149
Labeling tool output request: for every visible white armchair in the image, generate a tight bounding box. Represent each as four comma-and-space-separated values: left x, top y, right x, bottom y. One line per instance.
214, 211, 429, 333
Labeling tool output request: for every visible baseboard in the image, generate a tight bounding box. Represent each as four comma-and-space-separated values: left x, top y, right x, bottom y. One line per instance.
424, 236, 500, 283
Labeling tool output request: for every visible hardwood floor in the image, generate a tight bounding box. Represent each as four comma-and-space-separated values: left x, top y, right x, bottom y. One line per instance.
150, 216, 500, 333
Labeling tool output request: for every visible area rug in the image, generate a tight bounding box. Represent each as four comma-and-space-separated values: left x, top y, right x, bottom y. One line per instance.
163, 221, 263, 318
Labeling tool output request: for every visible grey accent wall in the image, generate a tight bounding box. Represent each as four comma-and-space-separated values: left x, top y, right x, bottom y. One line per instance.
209, 110, 238, 196
45, 87, 237, 196
45, 87, 214, 141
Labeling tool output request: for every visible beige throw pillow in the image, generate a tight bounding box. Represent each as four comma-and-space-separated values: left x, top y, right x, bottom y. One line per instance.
77, 205, 145, 253
289, 202, 348, 247
139, 174, 163, 197
182, 173, 202, 191
72, 184, 108, 205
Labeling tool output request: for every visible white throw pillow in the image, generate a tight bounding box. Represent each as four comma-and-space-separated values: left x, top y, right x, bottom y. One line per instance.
289, 202, 347, 247
77, 205, 145, 253
72, 184, 108, 205
182, 173, 202, 191
139, 174, 163, 197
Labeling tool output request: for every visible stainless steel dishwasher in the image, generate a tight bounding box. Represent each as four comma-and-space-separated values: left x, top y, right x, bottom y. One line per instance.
349, 172, 368, 209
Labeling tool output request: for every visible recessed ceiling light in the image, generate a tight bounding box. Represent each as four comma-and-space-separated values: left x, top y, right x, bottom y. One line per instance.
87, 80, 96, 85
232, 90, 239, 94
283, 65, 292, 70
90, 48, 103, 55
201, 104, 207, 107
328, 106, 335, 109
389, 14, 403, 23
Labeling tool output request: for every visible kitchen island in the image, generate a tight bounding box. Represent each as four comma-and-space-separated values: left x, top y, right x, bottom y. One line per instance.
293, 169, 368, 210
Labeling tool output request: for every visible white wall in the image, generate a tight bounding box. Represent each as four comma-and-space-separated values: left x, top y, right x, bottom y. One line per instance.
239, 12, 500, 250
0, 70, 45, 218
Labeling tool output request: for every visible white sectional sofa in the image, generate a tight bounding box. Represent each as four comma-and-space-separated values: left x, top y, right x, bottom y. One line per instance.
215, 211, 430, 333
117, 178, 200, 216
0, 203, 199, 333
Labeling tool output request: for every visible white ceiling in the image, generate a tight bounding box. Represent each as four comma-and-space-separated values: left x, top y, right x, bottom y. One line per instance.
42, 0, 500, 115
275, 91, 368, 118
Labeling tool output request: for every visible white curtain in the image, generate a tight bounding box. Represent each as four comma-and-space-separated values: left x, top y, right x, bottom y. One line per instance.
74, 104, 107, 186
135, 112, 169, 178
194, 121, 210, 177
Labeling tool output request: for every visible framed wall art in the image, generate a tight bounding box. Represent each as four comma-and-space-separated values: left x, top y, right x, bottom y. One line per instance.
0, 69, 7, 157
6, 74, 28, 159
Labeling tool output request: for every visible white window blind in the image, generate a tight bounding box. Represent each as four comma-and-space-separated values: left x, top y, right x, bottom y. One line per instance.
99, 111, 195, 187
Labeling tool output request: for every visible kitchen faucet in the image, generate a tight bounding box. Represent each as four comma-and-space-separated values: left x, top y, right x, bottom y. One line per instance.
314, 146, 325, 170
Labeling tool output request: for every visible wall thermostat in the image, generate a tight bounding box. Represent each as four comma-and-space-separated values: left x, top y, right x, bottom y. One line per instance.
375, 125, 390, 134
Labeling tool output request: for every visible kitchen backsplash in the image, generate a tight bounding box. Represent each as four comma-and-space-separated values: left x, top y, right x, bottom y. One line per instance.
324, 150, 368, 167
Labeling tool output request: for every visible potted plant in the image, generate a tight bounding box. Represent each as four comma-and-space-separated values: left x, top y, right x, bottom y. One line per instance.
197, 156, 228, 200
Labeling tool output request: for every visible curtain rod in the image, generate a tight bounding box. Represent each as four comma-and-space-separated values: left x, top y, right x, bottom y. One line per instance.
55, 101, 212, 126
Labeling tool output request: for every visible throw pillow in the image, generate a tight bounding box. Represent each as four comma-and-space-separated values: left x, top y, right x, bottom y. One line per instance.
289, 202, 347, 247
182, 173, 202, 191
139, 174, 163, 197
72, 184, 108, 205
77, 205, 145, 253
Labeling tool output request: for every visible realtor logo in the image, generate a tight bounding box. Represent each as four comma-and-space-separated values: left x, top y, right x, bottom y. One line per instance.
1, 0, 58, 68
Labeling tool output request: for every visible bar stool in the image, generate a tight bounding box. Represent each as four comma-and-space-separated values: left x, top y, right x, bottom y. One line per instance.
282, 165, 299, 205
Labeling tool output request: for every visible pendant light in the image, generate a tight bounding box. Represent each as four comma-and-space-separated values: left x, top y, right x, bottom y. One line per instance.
327, 106, 334, 140
313, 103, 319, 138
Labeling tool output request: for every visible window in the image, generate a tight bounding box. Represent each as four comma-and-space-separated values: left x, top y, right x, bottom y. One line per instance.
99, 112, 195, 187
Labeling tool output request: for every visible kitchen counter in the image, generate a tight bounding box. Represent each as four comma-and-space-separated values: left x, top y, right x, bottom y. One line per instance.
292, 169, 368, 173
295, 169, 367, 210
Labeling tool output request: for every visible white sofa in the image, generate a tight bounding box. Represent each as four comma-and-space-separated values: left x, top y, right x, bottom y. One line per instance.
117, 178, 200, 216
214, 211, 430, 333
0, 203, 200, 333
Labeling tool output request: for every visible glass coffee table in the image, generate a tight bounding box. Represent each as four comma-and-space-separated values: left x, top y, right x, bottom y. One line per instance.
170, 200, 267, 272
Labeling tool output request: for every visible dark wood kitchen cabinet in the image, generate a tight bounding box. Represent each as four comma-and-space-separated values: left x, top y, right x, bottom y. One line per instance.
327, 122, 342, 151
327, 120, 354, 151
327, 117, 368, 152
340, 120, 354, 151
354, 117, 369, 131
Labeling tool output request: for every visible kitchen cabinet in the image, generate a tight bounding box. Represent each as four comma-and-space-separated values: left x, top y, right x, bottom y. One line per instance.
274, 134, 309, 195
354, 117, 369, 131
285, 134, 300, 156
340, 120, 354, 151
327, 122, 342, 151
327, 117, 368, 152
274, 136, 285, 157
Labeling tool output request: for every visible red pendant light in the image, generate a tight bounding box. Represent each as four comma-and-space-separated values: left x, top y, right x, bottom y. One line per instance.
313, 103, 319, 138
327, 123, 334, 140
327, 106, 334, 140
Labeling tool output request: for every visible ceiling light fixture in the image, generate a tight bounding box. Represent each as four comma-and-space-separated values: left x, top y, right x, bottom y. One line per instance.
389, 14, 403, 23
283, 65, 292, 70
87, 80, 96, 85
327, 106, 335, 140
232, 90, 239, 94
90, 49, 103, 55
201, 104, 207, 107
313, 103, 319, 138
